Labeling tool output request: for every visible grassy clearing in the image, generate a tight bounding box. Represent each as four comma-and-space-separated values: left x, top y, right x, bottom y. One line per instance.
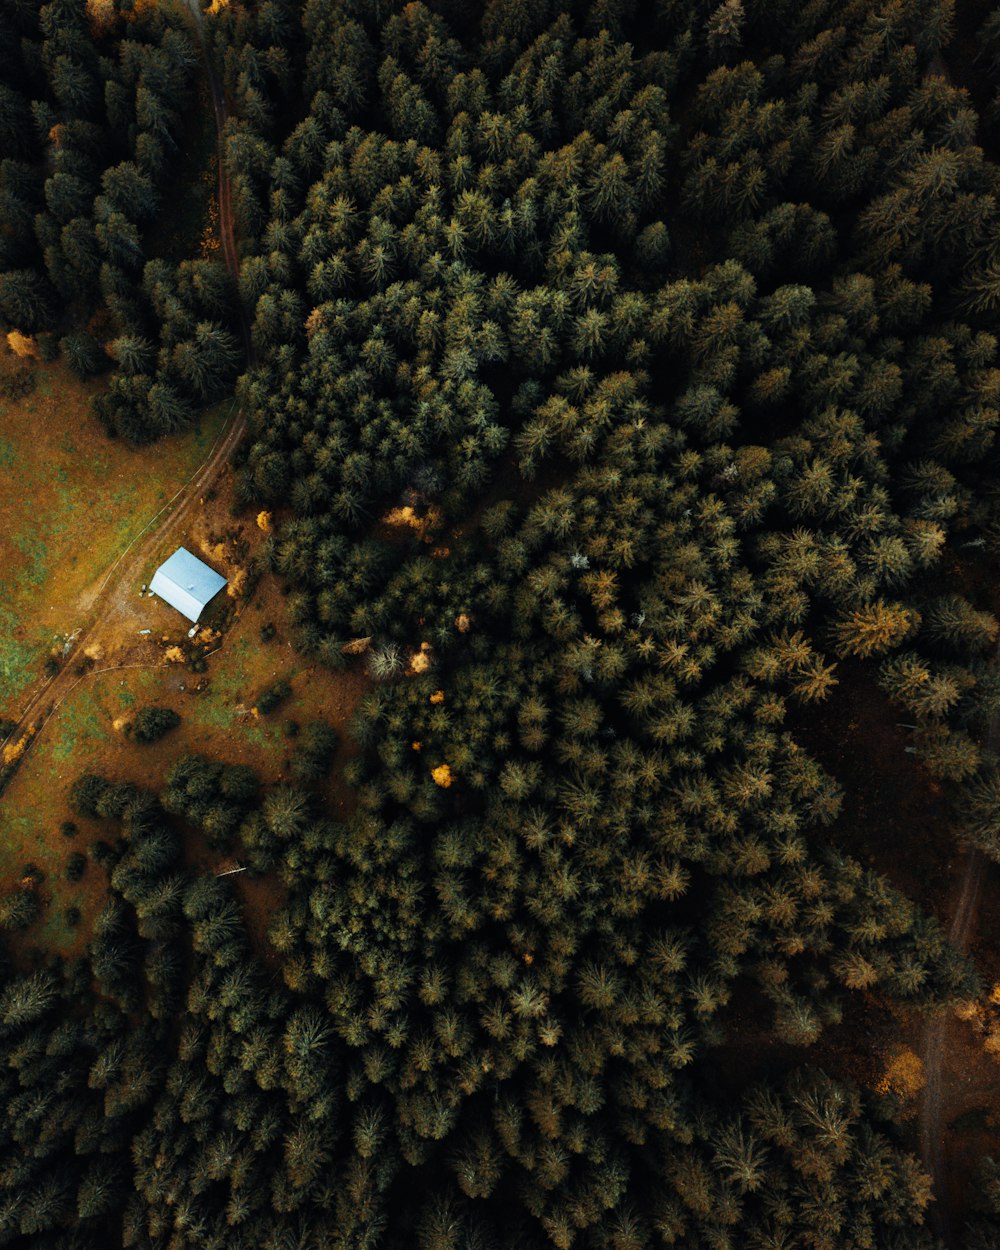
0, 359, 228, 712
0, 345, 364, 960
0, 574, 368, 954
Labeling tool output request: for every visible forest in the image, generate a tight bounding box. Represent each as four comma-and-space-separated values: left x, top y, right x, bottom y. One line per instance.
5, 0, 1000, 1245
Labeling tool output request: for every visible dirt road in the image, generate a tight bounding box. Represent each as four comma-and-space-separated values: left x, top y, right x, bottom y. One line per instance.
918, 643, 995, 1246
919, 846, 986, 1246
1, 1, 249, 768
186, 0, 250, 350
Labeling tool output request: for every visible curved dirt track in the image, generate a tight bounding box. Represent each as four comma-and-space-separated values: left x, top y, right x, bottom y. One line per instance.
919, 846, 986, 1247
918, 624, 995, 1247
1, 2, 248, 766
913, 46, 990, 1250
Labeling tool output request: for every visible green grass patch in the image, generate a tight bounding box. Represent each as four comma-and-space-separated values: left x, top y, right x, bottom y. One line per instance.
177, 634, 297, 750
12, 531, 48, 589
36, 905, 80, 952
0, 374, 231, 708
49, 685, 108, 765
0, 803, 92, 954
0, 606, 45, 711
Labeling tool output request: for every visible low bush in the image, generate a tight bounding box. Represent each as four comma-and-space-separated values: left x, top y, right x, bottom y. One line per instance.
132, 706, 181, 744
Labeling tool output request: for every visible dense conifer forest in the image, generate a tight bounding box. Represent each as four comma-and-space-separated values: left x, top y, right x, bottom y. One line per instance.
8, 0, 1000, 1245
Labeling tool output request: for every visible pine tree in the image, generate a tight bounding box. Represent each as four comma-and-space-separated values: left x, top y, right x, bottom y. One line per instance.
0, 269, 54, 329
923, 595, 999, 654
109, 334, 156, 375
132, 706, 181, 744
172, 322, 242, 400
60, 330, 106, 377
829, 601, 917, 659
0, 973, 59, 1030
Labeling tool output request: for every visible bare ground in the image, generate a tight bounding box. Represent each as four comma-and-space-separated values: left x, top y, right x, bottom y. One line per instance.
915, 553, 1000, 1243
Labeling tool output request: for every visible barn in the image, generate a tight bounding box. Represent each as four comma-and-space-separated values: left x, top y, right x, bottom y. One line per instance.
149, 547, 227, 623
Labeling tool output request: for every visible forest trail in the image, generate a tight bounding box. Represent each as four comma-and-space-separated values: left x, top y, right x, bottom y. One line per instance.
0, 0, 248, 774
918, 668, 995, 1247
185, 0, 252, 352
918, 847, 987, 1246
912, 46, 992, 1250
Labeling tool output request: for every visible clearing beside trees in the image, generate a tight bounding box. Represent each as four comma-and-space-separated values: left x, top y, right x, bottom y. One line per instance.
0, 356, 228, 713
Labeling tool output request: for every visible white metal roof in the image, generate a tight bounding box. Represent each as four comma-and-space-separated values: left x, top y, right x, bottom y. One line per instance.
149, 547, 227, 623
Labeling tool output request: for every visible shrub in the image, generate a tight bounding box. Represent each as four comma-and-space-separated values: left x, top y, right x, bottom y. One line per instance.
0, 350, 35, 400
90, 840, 117, 869
0, 889, 39, 930
291, 720, 339, 783
60, 331, 108, 378
257, 678, 291, 714
65, 853, 87, 883
132, 706, 181, 744
71, 770, 114, 820
36, 332, 59, 362
71, 774, 111, 817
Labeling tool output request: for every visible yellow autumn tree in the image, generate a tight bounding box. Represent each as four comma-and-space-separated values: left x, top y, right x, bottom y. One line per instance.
6, 330, 37, 358
2, 725, 34, 766
432, 763, 454, 787
409, 642, 432, 674
2, 738, 26, 767
85, 0, 115, 33
305, 307, 323, 338
257, 510, 273, 533
830, 600, 918, 659
382, 504, 443, 540
874, 1046, 924, 1101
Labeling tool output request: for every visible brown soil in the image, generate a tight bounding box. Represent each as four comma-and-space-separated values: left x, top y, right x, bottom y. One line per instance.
919, 987, 1000, 1243
0, 404, 242, 783
917, 769, 999, 1243
233, 870, 288, 968
790, 660, 957, 917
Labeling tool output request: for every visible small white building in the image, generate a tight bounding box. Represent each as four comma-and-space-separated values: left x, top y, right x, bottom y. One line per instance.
149, 547, 227, 623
